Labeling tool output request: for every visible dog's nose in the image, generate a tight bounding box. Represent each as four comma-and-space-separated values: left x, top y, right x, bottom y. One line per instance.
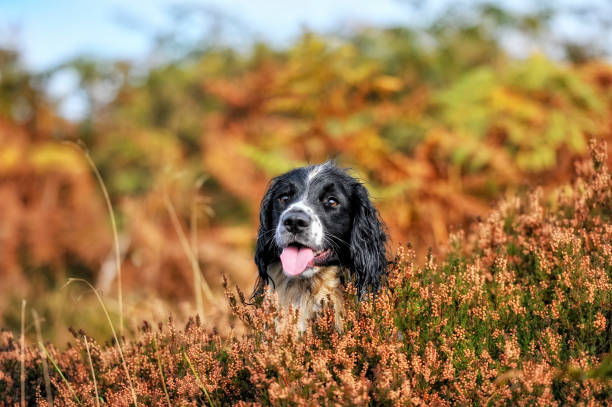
283, 210, 311, 234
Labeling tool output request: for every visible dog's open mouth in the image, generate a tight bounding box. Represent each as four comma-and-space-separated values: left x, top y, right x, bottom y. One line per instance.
280, 244, 332, 276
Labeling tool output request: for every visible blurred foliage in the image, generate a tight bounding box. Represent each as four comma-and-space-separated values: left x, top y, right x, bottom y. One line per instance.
1, 3, 612, 342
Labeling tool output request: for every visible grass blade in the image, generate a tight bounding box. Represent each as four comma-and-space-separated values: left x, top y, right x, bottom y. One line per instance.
84, 336, 101, 407
183, 351, 215, 407
164, 193, 214, 304
191, 196, 205, 319
32, 310, 53, 406
64, 278, 138, 406
20, 300, 26, 407
40, 343, 82, 405
70, 140, 124, 335
153, 337, 172, 407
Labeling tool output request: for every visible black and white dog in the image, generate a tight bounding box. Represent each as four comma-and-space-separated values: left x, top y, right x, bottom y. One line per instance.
253, 161, 387, 331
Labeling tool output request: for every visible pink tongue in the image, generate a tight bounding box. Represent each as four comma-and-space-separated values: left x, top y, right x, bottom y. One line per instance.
280, 246, 315, 276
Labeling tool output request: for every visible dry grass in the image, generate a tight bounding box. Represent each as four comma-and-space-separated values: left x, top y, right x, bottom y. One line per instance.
64, 278, 137, 406
83, 335, 100, 407
20, 300, 25, 407
78, 142, 125, 336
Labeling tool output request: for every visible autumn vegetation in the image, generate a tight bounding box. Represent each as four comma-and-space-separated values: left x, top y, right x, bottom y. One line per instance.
1, 4, 612, 405
2, 142, 612, 405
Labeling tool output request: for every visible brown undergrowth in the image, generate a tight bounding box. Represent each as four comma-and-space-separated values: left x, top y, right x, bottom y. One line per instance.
1, 141, 612, 405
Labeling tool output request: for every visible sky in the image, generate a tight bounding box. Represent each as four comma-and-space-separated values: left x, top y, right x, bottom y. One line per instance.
1, 0, 610, 118
0, 0, 430, 118
0, 0, 424, 71
2, 0, 611, 70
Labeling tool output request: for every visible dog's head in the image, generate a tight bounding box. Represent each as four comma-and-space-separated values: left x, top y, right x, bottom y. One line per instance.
253, 162, 387, 297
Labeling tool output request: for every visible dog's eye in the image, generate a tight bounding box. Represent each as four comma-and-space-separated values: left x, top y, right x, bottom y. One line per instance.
326, 197, 339, 208
279, 194, 290, 204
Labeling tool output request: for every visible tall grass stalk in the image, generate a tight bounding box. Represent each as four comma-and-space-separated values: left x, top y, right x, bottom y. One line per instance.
183, 351, 215, 407
32, 309, 53, 406
40, 343, 82, 405
153, 336, 172, 407
64, 278, 138, 406
84, 336, 101, 407
73, 141, 125, 335
164, 193, 214, 304
191, 196, 205, 319
20, 300, 25, 407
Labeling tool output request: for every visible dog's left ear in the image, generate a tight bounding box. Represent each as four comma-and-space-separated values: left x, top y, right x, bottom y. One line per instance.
350, 182, 388, 296
252, 179, 278, 300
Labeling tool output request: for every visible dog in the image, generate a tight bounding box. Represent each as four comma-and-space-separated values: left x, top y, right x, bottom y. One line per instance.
252, 161, 387, 331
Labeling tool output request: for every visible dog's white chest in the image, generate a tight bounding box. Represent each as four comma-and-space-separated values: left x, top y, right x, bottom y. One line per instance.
266, 262, 345, 332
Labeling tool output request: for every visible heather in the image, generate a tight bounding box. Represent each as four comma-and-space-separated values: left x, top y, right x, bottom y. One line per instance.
2, 142, 611, 406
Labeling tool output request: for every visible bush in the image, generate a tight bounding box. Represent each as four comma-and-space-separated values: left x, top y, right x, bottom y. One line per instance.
1, 141, 611, 406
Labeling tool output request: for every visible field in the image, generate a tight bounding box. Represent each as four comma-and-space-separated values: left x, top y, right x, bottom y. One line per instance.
1, 4, 612, 405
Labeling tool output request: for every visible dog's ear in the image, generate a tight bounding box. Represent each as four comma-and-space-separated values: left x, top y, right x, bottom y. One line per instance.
350, 182, 387, 296
252, 179, 278, 299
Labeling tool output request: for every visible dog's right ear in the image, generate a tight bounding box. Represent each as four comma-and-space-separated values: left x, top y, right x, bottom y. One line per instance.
349, 181, 388, 297
252, 179, 278, 299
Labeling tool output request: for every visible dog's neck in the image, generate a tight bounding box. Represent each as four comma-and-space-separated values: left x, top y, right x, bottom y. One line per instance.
266, 262, 345, 332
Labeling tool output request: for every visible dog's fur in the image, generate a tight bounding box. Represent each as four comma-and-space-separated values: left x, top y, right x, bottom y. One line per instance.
253, 162, 387, 331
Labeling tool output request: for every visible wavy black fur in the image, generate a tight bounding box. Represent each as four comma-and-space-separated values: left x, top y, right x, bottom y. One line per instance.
252, 163, 388, 299
349, 181, 388, 296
